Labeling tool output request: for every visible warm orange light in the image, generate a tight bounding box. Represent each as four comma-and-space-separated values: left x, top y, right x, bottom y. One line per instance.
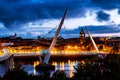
67, 45, 71, 49
74, 45, 78, 49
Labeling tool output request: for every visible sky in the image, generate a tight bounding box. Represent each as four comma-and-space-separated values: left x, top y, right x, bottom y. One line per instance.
0, 0, 120, 38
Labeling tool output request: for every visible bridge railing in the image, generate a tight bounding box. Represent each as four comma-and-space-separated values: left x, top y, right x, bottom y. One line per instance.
0, 51, 110, 57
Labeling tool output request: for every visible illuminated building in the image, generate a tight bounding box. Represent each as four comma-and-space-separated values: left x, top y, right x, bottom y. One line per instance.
79, 28, 86, 45
0, 31, 120, 55
79, 28, 86, 51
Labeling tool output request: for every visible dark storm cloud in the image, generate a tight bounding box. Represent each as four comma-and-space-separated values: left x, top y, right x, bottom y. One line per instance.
55, 25, 120, 38
68, 25, 120, 35
0, 0, 120, 29
96, 11, 110, 22
91, 0, 120, 10
0, 0, 89, 28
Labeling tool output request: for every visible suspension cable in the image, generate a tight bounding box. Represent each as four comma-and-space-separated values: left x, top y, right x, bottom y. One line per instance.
63, 24, 70, 39
43, 26, 58, 38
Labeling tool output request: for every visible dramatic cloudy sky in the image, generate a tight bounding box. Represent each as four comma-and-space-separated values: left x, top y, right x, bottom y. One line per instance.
0, 0, 120, 38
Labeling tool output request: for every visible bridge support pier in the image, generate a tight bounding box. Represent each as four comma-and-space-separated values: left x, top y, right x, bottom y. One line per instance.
5, 55, 14, 72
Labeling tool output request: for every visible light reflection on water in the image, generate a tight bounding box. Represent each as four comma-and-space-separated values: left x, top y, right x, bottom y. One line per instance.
51, 60, 77, 77
0, 60, 79, 78
24, 60, 78, 77
53, 60, 78, 77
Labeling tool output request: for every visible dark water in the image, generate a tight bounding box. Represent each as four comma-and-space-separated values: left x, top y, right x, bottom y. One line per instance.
22, 60, 78, 78
0, 60, 79, 77
0, 65, 6, 77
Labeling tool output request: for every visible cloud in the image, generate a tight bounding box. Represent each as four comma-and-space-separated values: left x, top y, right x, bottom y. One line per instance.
0, 0, 120, 39
118, 9, 120, 14
0, 24, 120, 38
62, 25, 120, 38
0, 0, 90, 28
91, 0, 120, 10
96, 11, 110, 22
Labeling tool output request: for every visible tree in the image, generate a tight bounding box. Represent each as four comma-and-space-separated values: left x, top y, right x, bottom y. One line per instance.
3, 68, 28, 80
73, 55, 120, 80
51, 70, 68, 80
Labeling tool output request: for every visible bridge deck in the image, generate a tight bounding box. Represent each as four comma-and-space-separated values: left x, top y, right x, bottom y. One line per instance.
0, 52, 107, 62
0, 55, 13, 62
12, 52, 97, 57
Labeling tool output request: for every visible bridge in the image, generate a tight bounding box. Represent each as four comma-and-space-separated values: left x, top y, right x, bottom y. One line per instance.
1, 51, 105, 61
0, 8, 102, 73
0, 52, 101, 58
0, 54, 13, 72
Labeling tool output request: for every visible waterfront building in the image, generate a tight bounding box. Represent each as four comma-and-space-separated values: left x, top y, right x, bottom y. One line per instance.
0, 31, 120, 55
79, 28, 86, 51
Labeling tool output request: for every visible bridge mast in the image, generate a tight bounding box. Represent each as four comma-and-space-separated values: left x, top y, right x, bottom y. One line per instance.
85, 26, 99, 53
43, 8, 68, 64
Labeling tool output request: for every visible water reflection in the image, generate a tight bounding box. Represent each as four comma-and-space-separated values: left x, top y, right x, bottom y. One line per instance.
25, 60, 78, 77
0, 60, 79, 78
0, 65, 6, 77
34, 60, 78, 77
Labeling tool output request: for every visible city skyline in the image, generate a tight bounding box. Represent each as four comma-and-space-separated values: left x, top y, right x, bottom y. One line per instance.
0, 0, 120, 38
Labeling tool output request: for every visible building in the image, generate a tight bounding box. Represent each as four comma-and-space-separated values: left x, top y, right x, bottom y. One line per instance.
79, 28, 86, 51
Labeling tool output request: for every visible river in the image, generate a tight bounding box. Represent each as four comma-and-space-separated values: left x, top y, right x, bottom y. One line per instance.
0, 60, 79, 78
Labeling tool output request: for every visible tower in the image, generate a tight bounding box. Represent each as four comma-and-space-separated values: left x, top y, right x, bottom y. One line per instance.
79, 28, 86, 51
14, 33, 17, 37
80, 28, 85, 45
